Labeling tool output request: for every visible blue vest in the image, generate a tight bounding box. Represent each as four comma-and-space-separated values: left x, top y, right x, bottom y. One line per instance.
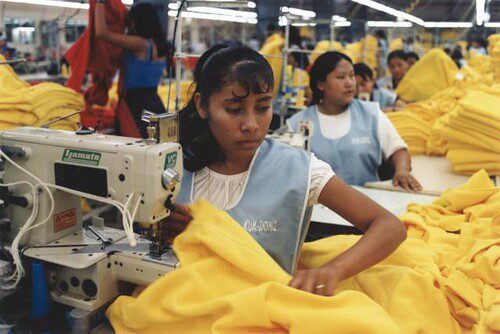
123, 39, 165, 90
177, 139, 312, 274
287, 100, 382, 186
372, 88, 397, 109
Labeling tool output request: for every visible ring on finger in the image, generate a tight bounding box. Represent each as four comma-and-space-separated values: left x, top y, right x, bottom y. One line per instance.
315, 284, 325, 289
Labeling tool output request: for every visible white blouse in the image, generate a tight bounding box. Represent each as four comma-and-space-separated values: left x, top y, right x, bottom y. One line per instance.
192, 154, 335, 210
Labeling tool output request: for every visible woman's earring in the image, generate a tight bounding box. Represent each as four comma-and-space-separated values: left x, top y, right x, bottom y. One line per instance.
319, 98, 324, 104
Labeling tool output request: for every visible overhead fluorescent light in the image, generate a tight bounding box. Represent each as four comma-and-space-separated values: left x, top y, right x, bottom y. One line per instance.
186, 7, 257, 18
476, 0, 486, 26
367, 21, 412, 28
333, 21, 352, 27
281, 6, 316, 18
247, 1, 256, 8
167, 10, 257, 24
0, 0, 89, 9
350, 0, 424, 26
485, 22, 500, 27
332, 15, 347, 22
14, 27, 35, 32
424, 22, 473, 28
0, 0, 132, 9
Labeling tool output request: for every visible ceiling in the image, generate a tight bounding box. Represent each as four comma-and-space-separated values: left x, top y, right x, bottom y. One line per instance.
286, 0, 499, 23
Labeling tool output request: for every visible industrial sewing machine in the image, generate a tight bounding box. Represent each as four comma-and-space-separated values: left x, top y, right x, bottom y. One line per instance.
0, 125, 182, 314
268, 120, 313, 151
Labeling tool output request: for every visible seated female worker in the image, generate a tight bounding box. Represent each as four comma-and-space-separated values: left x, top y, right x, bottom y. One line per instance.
376, 50, 409, 91
287, 51, 422, 191
353, 62, 406, 111
166, 45, 407, 297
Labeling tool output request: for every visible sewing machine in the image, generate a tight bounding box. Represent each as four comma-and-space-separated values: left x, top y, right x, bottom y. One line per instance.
0, 126, 182, 313
268, 120, 313, 151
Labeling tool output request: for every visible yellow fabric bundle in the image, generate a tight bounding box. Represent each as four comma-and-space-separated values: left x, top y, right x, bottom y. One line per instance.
260, 33, 285, 96
488, 34, 500, 83
0, 55, 82, 130
443, 90, 500, 175
108, 170, 500, 334
108, 200, 400, 334
309, 40, 344, 65
387, 111, 431, 155
396, 49, 459, 103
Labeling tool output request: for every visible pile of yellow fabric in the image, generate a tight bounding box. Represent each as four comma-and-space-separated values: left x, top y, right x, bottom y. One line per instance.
488, 34, 500, 83
0, 55, 82, 131
260, 33, 285, 97
107, 170, 499, 334
396, 49, 459, 103
444, 90, 500, 175
386, 110, 431, 155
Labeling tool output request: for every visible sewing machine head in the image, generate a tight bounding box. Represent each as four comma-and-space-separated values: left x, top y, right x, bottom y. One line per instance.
0, 127, 182, 247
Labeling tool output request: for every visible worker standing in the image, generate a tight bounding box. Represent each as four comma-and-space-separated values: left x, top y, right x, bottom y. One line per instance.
95, 1, 167, 138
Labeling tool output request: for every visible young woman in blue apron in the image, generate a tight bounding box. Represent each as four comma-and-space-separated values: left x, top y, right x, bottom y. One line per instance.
288, 51, 421, 191
168, 46, 407, 297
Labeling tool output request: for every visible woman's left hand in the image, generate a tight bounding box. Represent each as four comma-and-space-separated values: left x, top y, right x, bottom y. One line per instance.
289, 265, 345, 296
393, 171, 422, 191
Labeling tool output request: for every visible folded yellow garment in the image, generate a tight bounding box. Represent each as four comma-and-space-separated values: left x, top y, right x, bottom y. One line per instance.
449, 116, 500, 140
0, 55, 83, 131
433, 169, 498, 212
396, 49, 458, 102
464, 191, 500, 220
456, 109, 500, 132
451, 164, 500, 176
447, 149, 500, 166
458, 90, 500, 123
107, 201, 400, 334
443, 128, 500, 154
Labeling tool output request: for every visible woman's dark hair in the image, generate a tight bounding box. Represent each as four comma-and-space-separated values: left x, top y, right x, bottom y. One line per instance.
309, 51, 353, 105
353, 62, 374, 81
387, 50, 408, 63
128, 3, 167, 57
406, 51, 419, 61
179, 46, 274, 172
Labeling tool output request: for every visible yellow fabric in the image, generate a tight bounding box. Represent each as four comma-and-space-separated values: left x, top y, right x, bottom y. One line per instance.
260, 33, 285, 97
310, 40, 344, 65
0, 55, 82, 131
107, 201, 399, 334
389, 38, 403, 51
396, 49, 459, 103
108, 170, 500, 334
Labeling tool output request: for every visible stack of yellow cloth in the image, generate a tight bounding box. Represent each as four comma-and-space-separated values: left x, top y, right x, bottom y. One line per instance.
386, 110, 431, 155
107, 170, 499, 334
0, 55, 82, 131
444, 90, 500, 175
488, 34, 500, 83
396, 49, 459, 103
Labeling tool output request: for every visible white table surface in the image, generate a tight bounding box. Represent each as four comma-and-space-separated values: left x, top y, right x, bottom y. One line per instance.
311, 186, 437, 226
364, 155, 472, 196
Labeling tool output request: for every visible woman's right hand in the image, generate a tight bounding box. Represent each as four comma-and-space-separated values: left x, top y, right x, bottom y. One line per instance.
163, 204, 192, 244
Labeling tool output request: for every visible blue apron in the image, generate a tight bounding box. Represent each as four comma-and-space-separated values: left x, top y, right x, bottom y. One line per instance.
372, 88, 397, 109
177, 139, 312, 274
287, 99, 382, 186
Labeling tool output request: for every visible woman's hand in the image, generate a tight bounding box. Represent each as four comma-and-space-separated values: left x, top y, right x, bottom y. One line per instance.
163, 204, 192, 244
289, 264, 346, 296
393, 170, 422, 192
